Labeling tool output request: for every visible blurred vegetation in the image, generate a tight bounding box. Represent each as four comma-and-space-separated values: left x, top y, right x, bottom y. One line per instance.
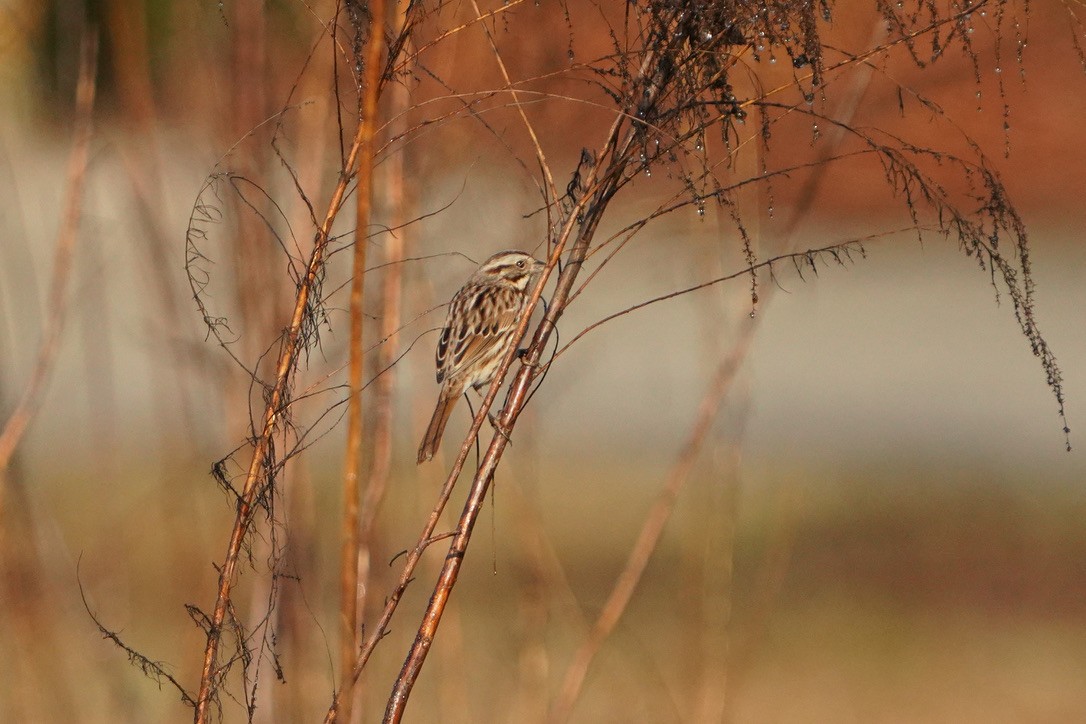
16, 460, 1086, 721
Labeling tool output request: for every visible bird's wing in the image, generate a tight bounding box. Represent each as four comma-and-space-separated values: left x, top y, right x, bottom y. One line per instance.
436, 285, 521, 384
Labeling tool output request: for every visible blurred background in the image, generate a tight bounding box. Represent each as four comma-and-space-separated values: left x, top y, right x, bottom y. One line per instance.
1, 1, 1085, 722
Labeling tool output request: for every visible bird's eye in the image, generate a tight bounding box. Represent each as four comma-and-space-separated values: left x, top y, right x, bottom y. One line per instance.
516, 260, 525, 268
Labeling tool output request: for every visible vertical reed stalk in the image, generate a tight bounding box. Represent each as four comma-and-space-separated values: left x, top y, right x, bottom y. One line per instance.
339, 2, 388, 722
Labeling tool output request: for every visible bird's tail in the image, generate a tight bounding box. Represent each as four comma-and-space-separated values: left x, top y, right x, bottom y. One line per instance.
417, 392, 458, 464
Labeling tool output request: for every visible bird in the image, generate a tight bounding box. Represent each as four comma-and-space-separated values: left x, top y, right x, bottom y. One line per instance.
417, 250, 546, 464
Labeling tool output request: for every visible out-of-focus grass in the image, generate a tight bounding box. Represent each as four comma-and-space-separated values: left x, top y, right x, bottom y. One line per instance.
7, 458, 1086, 722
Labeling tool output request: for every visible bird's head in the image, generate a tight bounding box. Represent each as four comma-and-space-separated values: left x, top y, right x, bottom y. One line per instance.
476, 250, 546, 290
